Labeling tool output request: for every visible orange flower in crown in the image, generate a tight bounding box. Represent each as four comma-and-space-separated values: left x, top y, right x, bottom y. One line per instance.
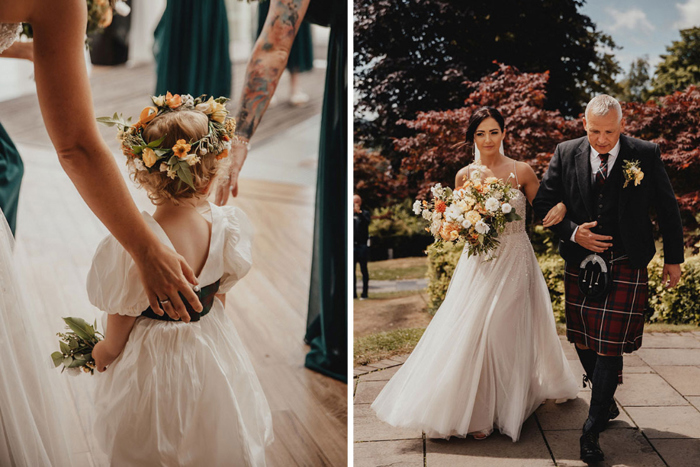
216, 148, 229, 160
165, 92, 182, 109
172, 139, 191, 159
138, 106, 158, 127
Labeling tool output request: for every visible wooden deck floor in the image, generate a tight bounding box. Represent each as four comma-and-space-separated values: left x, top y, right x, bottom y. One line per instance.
3, 59, 346, 466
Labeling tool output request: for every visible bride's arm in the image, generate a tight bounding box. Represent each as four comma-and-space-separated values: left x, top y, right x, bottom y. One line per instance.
516, 162, 566, 227
28, 0, 201, 320
214, 0, 311, 204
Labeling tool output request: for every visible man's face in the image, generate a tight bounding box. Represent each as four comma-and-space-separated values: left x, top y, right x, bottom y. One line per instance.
583, 111, 624, 154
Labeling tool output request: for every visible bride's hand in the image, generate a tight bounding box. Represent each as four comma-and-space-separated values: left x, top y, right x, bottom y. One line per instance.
134, 242, 202, 322
214, 143, 248, 206
542, 202, 567, 228
93, 341, 119, 373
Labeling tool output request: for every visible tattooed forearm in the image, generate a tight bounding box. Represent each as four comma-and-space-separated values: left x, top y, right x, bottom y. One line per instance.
233, 0, 309, 140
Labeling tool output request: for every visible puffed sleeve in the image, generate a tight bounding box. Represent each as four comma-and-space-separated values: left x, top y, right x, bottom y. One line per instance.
219, 206, 254, 294
86, 235, 150, 316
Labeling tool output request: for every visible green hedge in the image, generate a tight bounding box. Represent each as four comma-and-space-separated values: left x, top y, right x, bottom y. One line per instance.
427, 238, 700, 325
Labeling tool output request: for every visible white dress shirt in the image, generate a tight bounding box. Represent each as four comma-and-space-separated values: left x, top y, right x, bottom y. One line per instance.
570, 139, 621, 243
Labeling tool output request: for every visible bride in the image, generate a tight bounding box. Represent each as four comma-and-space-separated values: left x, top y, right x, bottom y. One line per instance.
372, 107, 579, 442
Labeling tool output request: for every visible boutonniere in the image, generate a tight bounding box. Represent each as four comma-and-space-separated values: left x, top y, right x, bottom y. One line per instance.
623, 160, 644, 188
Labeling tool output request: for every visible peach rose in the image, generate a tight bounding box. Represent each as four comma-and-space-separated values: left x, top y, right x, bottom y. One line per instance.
141, 147, 157, 168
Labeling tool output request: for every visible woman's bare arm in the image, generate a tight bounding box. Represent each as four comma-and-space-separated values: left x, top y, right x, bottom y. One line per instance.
18, 0, 201, 320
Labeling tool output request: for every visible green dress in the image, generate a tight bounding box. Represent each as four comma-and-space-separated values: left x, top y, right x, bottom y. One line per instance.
257, 1, 314, 73
303, 0, 347, 383
0, 123, 23, 236
153, 0, 232, 98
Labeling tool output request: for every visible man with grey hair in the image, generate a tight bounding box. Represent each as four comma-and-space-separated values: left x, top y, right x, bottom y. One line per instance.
534, 94, 684, 464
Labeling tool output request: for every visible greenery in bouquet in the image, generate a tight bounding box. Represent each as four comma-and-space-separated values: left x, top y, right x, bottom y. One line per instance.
51, 317, 103, 376
21, 0, 131, 41
414, 166, 522, 258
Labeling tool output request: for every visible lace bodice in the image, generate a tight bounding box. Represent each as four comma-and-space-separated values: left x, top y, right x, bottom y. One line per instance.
502, 189, 527, 236
0, 23, 21, 54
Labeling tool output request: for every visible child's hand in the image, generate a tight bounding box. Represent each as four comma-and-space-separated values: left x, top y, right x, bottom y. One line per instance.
93, 341, 121, 372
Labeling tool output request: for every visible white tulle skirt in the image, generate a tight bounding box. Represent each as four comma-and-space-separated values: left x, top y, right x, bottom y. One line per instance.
0, 214, 73, 466
93, 301, 273, 466
371, 231, 579, 441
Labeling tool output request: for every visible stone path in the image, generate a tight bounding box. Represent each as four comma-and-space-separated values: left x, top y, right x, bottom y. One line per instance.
356, 278, 428, 295
354, 333, 700, 466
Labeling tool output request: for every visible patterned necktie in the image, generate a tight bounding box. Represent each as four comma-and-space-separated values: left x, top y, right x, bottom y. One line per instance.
596, 153, 610, 186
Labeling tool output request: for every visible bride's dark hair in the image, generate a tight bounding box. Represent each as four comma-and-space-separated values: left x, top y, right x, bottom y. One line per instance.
465, 107, 505, 143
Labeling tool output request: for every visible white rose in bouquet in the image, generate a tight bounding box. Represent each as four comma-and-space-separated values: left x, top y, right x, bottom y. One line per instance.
485, 197, 500, 212
501, 203, 512, 214
413, 200, 422, 215
462, 219, 472, 229
422, 210, 432, 220
445, 204, 463, 222
430, 183, 444, 198
475, 220, 490, 234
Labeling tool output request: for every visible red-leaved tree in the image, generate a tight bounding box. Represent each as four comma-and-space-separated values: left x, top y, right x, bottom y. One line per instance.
393, 64, 582, 199
622, 87, 700, 241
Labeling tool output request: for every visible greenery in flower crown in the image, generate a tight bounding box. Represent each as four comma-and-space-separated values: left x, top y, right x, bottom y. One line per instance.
51, 317, 103, 376
97, 92, 237, 190
21, 0, 131, 42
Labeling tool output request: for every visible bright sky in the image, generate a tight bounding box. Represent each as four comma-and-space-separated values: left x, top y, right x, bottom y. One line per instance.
581, 0, 700, 77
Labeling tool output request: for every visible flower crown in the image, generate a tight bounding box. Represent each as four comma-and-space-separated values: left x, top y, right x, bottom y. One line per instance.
98, 92, 237, 189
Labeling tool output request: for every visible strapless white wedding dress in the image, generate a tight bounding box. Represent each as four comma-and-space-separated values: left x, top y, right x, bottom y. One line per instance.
372, 189, 579, 441
0, 23, 73, 466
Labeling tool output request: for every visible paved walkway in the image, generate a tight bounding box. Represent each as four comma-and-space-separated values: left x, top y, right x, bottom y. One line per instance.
357, 278, 428, 295
354, 333, 700, 466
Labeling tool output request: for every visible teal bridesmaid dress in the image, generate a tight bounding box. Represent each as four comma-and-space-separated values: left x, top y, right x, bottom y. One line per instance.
303, 0, 347, 383
153, 0, 232, 97
0, 123, 23, 236
257, 1, 314, 73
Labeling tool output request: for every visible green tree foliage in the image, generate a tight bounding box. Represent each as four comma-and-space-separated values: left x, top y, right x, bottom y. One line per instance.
649, 27, 700, 97
618, 57, 651, 103
354, 0, 621, 153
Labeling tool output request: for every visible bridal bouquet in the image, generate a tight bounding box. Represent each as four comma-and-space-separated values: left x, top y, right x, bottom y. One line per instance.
414, 168, 522, 257
51, 317, 103, 376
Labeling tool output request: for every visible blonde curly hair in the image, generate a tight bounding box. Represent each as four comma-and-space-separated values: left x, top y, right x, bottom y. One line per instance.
129, 110, 229, 205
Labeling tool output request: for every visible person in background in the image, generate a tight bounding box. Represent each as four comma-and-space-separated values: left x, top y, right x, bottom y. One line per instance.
0, 40, 33, 236
153, 0, 232, 98
354, 194, 370, 300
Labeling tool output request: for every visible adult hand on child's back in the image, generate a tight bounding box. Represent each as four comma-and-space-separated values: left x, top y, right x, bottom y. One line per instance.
135, 243, 202, 322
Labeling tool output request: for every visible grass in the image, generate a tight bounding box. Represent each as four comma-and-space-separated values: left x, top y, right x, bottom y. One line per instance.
365, 256, 428, 281
354, 328, 426, 367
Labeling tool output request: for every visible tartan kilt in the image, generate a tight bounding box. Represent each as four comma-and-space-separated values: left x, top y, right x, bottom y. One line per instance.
565, 254, 648, 356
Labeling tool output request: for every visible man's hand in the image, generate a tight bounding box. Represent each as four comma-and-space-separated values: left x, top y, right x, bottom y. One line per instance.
574, 221, 613, 253
662, 263, 682, 288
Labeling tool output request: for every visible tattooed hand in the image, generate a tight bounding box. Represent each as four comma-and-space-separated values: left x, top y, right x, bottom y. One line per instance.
214, 142, 248, 205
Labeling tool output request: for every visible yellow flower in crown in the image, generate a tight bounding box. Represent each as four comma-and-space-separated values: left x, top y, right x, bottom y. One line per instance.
172, 139, 191, 159
142, 147, 157, 167
196, 97, 228, 123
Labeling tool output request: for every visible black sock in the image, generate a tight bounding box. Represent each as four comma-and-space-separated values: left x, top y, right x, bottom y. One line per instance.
575, 346, 598, 387
584, 355, 622, 434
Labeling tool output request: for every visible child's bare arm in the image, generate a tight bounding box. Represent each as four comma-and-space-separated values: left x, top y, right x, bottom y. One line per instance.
93, 314, 137, 372
216, 294, 226, 306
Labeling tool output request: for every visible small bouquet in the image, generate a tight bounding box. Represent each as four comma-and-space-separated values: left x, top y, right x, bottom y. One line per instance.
414, 166, 522, 258
622, 159, 644, 188
51, 317, 103, 376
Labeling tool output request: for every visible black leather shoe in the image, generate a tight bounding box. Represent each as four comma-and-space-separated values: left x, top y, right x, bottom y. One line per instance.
580, 431, 604, 464
609, 400, 620, 420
